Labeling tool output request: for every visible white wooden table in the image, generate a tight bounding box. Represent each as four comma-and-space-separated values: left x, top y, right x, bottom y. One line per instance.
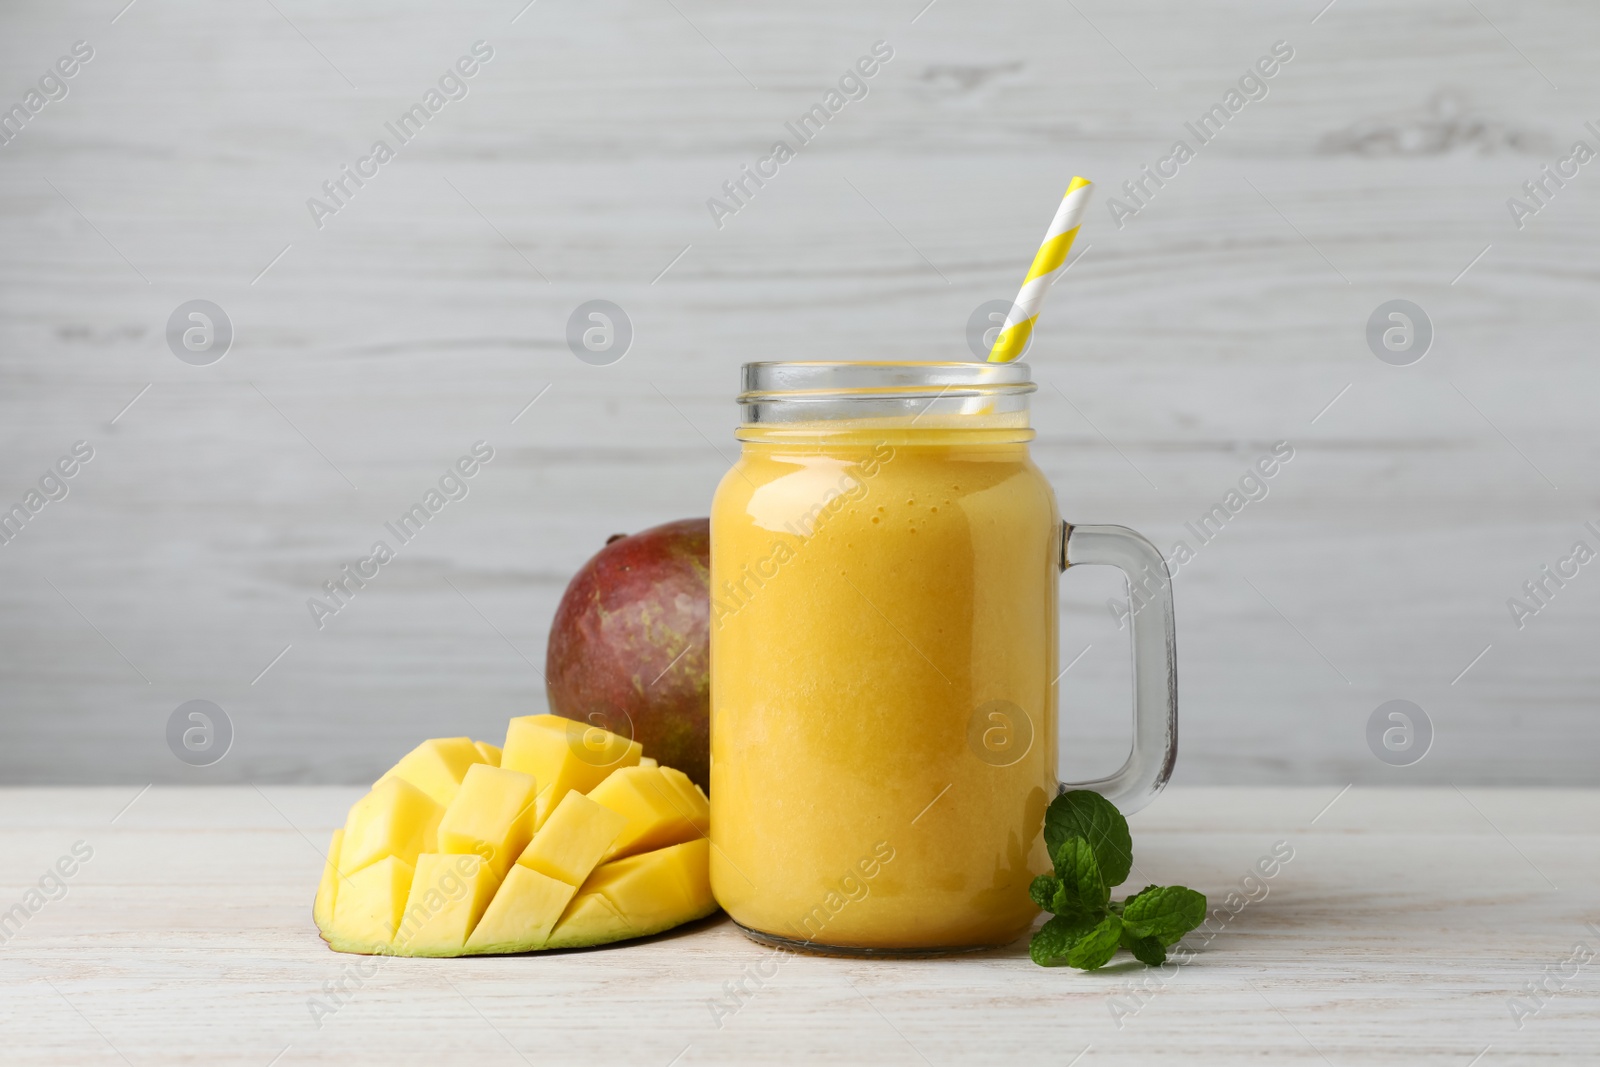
2, 786, 1595, 1064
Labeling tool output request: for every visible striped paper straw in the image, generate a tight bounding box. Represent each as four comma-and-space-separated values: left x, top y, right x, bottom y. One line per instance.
986, 176, 1093, 363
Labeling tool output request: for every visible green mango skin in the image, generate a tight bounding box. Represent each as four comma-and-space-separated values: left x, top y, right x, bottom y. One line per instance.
545, 518, 711, 792
320, 898, 720, 956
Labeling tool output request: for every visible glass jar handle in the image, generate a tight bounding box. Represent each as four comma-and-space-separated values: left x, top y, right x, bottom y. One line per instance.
1057, 522, 1178, 815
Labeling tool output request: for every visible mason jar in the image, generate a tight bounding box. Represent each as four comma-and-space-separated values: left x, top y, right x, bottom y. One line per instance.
709, 362, 1178, 954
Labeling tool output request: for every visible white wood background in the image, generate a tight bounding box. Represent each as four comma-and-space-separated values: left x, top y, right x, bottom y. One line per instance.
1, 0, 1597, 785
1, 785, 1596, 1064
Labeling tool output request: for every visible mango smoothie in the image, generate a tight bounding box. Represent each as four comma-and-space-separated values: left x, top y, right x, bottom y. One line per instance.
709, 415, 1058, 952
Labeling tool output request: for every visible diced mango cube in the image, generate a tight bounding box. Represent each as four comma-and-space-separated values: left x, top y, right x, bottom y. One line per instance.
436, 764, 539, 878
587, 766, 699, 860
533, 785, 555, 828
314, 828, 344, 935
659, 765, 710, 836
376, 737, 486, 808
393, 853, 500, 956
544, 891, 633, 949
517, 790, 627, 887
582, 839, 712, 931
474, 741, 502, 767
331, 855, 415, 950
501, 715, 641, 825
341, 777, 444, 875
464, 865, 577, 954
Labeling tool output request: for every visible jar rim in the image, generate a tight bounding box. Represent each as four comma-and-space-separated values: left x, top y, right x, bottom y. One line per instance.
739, 361, 1036, 405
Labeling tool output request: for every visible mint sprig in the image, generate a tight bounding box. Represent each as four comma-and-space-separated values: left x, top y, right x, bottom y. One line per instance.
1029, 790, 1206, 971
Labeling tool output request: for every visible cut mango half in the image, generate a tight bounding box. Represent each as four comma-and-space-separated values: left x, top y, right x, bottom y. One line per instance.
315, 717, 716, 956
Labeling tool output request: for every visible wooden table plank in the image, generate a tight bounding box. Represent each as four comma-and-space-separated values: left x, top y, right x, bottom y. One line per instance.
1, 786, 1595, 1064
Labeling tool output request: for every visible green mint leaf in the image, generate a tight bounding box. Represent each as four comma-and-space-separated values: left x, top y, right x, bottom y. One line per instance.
1064, 914, 1124, 970
1044, 790, 1133, 888
1029, 911, 1102, 967
1118, 885, 1159, 910
1120, 925, 1166, 966
1052, 837, 1109, 911
1029, 874, 1062, 912
1121, 885, 1207, 947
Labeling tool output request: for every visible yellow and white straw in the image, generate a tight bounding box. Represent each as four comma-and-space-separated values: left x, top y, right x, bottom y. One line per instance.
986, 176, 1093, 363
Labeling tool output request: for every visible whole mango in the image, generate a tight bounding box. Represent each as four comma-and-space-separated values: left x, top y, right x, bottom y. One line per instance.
545, 518, 711, 791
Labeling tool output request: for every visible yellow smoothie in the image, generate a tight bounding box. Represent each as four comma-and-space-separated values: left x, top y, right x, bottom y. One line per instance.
709, 415, 1058, 951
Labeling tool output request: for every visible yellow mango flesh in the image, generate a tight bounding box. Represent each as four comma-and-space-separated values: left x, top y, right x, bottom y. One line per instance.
543, 840, 717, 949
376, 737, 485, 808
501, 715, 641, 825
341, 777, 443, 875
316, 725, 716, 957
474, 741, 502, 767
393, 853, 500, 956
545, 892, 632, 949
581, 838, 713, 932
435, 764, 539, 879
464, 865, 577, 954
517, 790, 627, 887
330, 855, 414, 952
658, 765, 711, 836
587, 766, 699, 860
